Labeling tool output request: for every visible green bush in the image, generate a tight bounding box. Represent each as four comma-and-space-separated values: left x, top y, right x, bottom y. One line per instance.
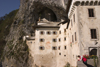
64, 62, 70, 67
0, 9, 18, 59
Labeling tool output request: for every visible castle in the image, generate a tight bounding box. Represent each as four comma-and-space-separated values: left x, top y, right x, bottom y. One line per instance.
25, 0, 100, 67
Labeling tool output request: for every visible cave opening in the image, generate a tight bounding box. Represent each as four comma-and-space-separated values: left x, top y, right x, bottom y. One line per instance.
38, 7, 57, 22
34, 5, 57, 22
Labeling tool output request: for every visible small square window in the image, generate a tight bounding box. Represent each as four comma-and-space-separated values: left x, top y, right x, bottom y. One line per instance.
64, 37, 66, 41
40, 39, 44, 42
59, 31, 61, 34
47, 31, 51, 35
59, 53, 61, 55
64, 29, 66, 33
40, 31, 44, 35
52, 46, 57, 50
39, 46, 45, 50
53, 31, 57, 35
53, 39, 57, 42
64, 55, 66, 57
59, 38, 61, 42
58, 46, 60, 50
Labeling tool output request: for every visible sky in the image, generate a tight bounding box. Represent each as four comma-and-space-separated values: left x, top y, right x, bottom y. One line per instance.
0, 0, 20, 17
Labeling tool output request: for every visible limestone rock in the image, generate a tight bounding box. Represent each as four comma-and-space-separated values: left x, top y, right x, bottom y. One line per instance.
2, 0, 68, 67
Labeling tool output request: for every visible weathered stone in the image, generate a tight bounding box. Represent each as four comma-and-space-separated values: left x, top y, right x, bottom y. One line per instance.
2, 0, 68, 67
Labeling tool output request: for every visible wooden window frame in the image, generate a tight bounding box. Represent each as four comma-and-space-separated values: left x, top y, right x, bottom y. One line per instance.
88, 9, 94, 17
90, 29, 97, 39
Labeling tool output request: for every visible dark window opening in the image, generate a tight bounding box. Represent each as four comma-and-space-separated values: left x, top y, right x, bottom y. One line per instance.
89, 49, 97, 55
64, 37, 66, 41
40, 39, 44, 42
52, 46, 57, 50
64, 29, 66, 33
90, 29, 97, 39
59, 53, 61, 55
53, 31, 57, 35
53, 39, 57, 42
75, 32, 77, 41
47, 31, 51, 35
59, 38, 61, 42
88, 9, 94, 17
39, 46, 45, 50
40, 31, 44, 35
64, 55, 66, 57
64, 46, 66, 49
59, 31, 61, 34
58, 46, 60, 50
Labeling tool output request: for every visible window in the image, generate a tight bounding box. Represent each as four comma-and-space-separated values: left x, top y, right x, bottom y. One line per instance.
59, 31, 61, 34
75, 32, 77, 41
88, 9, 94, 17
52, 46, 57, 50
59, 53, 61, 55
90, 29, 97, 39
64, 46, 66, 49
73, 14, 75, 22
64, 37, 66, 41
58, 46, 60, 50
64, 29, 66, 33
53, 31, 57, 35
40, 38, 44, 42
40, 31, 44, 35
47, 31, 51, 35
52, 39, 57, 42
59, 38, 61, 42
64, 55, 66, 57
39, 46, 45, 50
72, 35, 74, 42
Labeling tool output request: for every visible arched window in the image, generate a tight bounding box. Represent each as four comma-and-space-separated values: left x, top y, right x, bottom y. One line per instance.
89, 49, 97, 55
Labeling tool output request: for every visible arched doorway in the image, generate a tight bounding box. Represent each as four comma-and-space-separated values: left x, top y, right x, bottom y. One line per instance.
89, 49, 97, 55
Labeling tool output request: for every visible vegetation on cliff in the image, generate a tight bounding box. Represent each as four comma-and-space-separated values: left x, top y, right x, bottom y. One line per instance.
0, 9, 18, 59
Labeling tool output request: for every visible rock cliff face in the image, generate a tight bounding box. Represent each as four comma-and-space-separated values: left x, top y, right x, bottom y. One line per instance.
2, 0, 68, 67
